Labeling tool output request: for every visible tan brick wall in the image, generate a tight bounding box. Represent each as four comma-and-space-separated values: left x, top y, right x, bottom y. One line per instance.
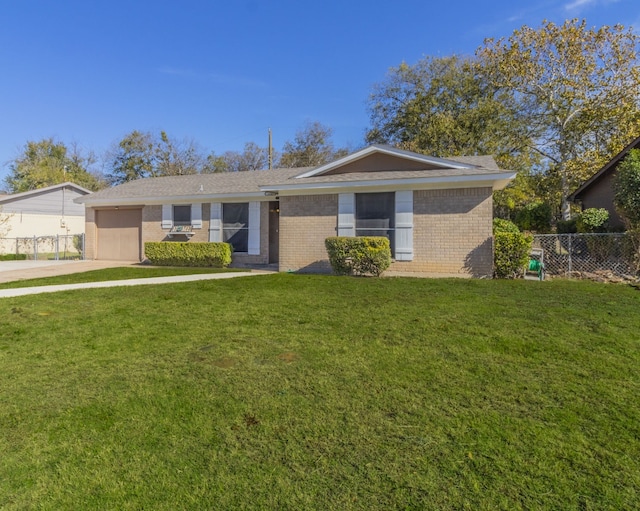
141, 202, 269, 265
279, 194, 338, 272
389, 187, 493, 276
278, 188, 493, 277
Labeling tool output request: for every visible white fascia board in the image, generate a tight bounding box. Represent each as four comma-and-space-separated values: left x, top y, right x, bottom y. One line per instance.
262, 172, 516, 195
79, 192, 270, 207
294, 145, 474, 179
3, 182, 92, 204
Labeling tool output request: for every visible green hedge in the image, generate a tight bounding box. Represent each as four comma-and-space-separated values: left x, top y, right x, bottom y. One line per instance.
325, 237, 391, 277
144, 242, 232, 267
0, 254, 28, 261
493, 219, 532, 279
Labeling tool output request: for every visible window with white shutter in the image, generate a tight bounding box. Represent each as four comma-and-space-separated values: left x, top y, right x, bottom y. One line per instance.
337, 193, 355, 236
394, 191, 413, 261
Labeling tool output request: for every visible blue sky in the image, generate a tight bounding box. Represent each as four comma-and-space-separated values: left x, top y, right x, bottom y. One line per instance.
0, 0, 638, 183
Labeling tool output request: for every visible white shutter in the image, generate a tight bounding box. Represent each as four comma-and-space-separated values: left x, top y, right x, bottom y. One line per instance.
248, 201, 261, 255
209, 203, 222, 242
191, 203, 202, 229
395, 190, 413, 261
161, 204, 173, 229
337, 193, 355, 237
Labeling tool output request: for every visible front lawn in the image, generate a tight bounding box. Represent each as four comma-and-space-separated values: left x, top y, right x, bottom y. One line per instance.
0, 275, 638, 510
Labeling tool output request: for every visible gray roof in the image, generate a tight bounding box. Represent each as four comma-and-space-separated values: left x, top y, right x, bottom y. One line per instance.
77, 168, 306, 204
78, 149, 509, 205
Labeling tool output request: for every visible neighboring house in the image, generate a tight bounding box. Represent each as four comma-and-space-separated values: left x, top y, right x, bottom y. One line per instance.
76, 145, 515, 276
569, 135, 640, 229
0, 182, 91, 239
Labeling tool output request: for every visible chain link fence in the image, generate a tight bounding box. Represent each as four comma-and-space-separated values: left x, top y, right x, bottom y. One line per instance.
532, 233, 637, 280
0, 234, 85, 261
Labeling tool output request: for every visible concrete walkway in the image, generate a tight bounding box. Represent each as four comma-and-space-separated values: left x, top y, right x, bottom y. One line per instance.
0, 260, 272, 298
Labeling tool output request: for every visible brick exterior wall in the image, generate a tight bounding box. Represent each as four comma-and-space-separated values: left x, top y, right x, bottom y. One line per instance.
279, 194, 338, 273
86, 189, 493, 277
141, 202, 269, 266
390, 187, 494, 276
278, 187, 493, 277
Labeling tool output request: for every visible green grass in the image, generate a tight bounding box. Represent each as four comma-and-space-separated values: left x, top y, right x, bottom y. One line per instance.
0, 266, 248, 289
1, 275, 639, 510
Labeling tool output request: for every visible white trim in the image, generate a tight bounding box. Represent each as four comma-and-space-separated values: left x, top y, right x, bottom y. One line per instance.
3, 182, 92, 204
80, 191, 271, 207
262, 172, 517, 194
394, 191, 413, 261
248, 201, 260, 255
161, 204, 172, 229
191, 203, 202, 229
209, 203, 222, 242
294, 145, 474, 179
337, 193, 355, 237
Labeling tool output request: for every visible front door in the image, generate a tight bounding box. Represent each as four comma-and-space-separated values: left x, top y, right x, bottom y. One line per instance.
268, 201, 279, 264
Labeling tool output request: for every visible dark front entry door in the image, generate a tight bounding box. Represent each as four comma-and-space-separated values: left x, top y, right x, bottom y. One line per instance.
269, 201, 279, 264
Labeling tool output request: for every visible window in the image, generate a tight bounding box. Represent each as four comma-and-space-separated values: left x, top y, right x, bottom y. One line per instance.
223, 203, 249, 252
355, 192, 395, 253
173, 205, 191, 226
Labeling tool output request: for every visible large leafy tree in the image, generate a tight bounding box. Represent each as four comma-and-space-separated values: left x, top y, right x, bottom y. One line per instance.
5, 138, 105, 193
106, 130, 207, 184
280, 121, 348, 168
366, 55, 534, 169
478, 19, 640, 219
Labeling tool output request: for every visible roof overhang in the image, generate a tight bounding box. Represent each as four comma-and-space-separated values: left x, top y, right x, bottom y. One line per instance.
0, 181, 92, 204
261, 172, 516, 195
76, 191, 271, 207
569, 134, 640, 201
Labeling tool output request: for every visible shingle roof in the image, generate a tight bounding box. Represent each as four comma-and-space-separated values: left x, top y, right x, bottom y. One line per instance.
77, 168, 306, 203
78, 149, 509, 205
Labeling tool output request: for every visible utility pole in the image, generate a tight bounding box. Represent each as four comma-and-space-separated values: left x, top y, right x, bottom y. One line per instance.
268, 128, 273, 170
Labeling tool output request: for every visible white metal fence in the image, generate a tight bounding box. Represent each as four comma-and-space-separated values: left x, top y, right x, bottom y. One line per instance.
0, 234, 85, 260
532, 233, 636, 279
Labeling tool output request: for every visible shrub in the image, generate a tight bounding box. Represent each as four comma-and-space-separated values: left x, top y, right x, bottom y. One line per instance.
514, 202, 552, 232
325, 237, 391, 277
493, 219, 532, 279
613, 148, 640, 227
576, 208, 609, 233
144, 242, 231, 267
556, 218, 578, 233
0, 253, 27, 261
493, 218, 520, 234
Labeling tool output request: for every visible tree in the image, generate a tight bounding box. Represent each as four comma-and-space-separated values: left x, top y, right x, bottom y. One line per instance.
280, 121, 348, 168
5, 138, 105, 193
155, 131, 205, 177
105, 130, 155, 185
477, 19, 640, 219
614, 149, 640, 227
204, 142, 270, 173
106, 130, 208, 184
366, 55, 534, 167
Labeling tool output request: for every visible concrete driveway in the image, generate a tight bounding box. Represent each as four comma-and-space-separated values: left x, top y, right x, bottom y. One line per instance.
0, 260, 139, 283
